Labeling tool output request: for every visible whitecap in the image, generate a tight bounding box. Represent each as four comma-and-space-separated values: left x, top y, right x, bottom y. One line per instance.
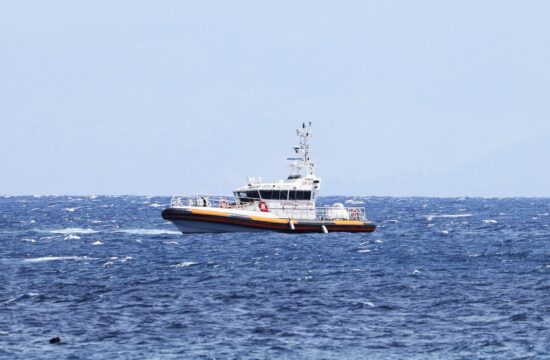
63, 207, 79, 212
357, 249, 371, 253
22, 238, 36, 243
359, 300, 375, 307
149, 203, 163, 208
64, 235, 81, 240
115, 229, 180, 235
483, 220, 498, 224
0, 331, 8, 336
91, 241, 103, 246
29, 220, 36, 224
120, 256, 133, 262
374, 239, 383, 244
50, 228, 99, 234
345, 199, 365, 205
163, 241, 178, 245
23, 256, 95, 263
412, 269, 421, 275
441, 230, 449, 235
425, 214, 472, 221
171, 261, 196, 268
384, 219, 400, 224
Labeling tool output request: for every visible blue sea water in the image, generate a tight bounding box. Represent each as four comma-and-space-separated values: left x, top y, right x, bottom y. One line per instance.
0, 196, 548, 359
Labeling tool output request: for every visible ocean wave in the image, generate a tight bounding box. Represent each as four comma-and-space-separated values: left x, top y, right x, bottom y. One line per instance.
64, 235, 81, 240
425, 214, 473, 221
23, 256, 96, 263
171, 261, 197, 268
115, 229, 180, 235
483, 219, 498, 224
50, 228, 99, 234
345, 199, 365, 205
92, 241, 103, 246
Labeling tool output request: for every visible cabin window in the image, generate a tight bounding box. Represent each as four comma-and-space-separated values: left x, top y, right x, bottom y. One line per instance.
259, 190, 288, 200
289, 190, 311, 200
260, 190, 272, 199
247, 191, 260, 199
288, 191, 296, 200
235, 191, 258, 202
287, 174, 302, 180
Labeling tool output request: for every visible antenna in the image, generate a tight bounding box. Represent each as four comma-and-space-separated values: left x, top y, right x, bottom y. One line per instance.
289, 122, 315, 177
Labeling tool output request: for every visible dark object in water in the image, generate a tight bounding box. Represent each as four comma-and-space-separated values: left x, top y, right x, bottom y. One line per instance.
49, 336, 61, 344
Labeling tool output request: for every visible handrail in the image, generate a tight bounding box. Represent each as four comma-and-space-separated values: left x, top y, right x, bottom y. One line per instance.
169, 194, 368, 221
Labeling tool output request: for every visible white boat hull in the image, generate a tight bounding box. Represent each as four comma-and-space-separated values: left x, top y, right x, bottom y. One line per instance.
171, 219, 267, 233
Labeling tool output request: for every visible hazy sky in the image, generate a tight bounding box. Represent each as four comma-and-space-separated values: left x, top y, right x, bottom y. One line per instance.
1, 1, 549, 196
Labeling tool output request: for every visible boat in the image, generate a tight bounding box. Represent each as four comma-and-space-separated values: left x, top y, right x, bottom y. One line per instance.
162, 123, 376, 234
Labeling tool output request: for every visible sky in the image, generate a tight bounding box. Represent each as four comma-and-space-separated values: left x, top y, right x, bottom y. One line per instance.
1, 1, 549, 197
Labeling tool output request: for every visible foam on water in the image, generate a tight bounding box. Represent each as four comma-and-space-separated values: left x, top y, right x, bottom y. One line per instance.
115, 229, 180, 235
171, 261, 197, 268
23, 256, 95, 263
50, 228, 99, 234
425, 214, 473, 221
345, 199, 365, 205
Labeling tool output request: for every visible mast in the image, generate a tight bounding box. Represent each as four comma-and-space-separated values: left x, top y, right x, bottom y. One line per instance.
288, 122, 315, 177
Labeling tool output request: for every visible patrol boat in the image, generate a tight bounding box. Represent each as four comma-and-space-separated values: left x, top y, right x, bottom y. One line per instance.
162, 123, 376, 234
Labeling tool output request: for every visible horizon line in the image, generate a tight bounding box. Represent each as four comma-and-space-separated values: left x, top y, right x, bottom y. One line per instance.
1, 194, 549, 199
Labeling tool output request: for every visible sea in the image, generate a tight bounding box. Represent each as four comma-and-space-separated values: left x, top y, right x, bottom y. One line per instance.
0, 196, 548, 359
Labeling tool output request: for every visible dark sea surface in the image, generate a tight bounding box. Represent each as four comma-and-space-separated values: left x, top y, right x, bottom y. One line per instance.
0, 196, 548, 359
